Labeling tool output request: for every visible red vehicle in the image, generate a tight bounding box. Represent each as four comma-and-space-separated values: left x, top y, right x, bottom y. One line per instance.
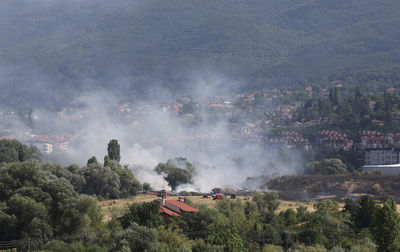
213, 193, 224, 200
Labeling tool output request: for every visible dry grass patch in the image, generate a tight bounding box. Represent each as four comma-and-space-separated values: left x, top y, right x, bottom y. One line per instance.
99, 195, 330, 222
278, 200, 315, 212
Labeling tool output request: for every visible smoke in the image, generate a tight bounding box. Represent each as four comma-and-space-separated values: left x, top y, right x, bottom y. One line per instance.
0, 69, 303, 192
0, 0, 302, 190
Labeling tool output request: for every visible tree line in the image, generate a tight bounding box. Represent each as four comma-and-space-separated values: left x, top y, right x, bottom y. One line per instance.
22, 193, 400, 251
2, 139, 400, 251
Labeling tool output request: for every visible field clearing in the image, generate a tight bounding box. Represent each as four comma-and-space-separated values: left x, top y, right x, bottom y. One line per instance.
99, 195, 324, 221
99, 194, 400, 222
99, 195, 236, 218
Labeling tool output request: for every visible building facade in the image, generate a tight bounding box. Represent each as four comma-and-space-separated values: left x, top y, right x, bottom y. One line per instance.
364, 149, 399, 165
363, 148, 400, 174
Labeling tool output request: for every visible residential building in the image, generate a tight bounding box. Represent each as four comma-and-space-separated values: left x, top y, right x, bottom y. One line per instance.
360, 130, 390, 149
363, 149, 400, 175
159, 196, 199, 219
364, 149, 399, 165
28, 141, 53, 154
318, 130, 353, 151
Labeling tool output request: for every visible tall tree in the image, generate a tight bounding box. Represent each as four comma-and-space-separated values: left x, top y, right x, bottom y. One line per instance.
107, 139, 121, 162
344, 195, 375, 231
252, 192, 279, 223
371, 200, 400, 252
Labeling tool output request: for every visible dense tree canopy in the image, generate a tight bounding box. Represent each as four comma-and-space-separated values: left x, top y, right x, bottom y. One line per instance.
0, 0, 400, 109
0, 161, 102, 249
305, 158, 348, 175
0, 139, 41, 163
371, 200, 400, 252
155, 157, 196, 190
1, 140, 400, 251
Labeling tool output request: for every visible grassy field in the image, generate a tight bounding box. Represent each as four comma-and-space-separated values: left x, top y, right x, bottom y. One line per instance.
98, 195, 320, 221
99, 194, 400, 222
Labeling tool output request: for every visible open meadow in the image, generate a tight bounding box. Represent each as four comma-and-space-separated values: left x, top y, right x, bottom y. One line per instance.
99, 194, 321, 221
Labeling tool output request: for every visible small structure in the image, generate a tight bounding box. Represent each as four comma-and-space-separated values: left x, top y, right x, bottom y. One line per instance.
158, 194, 199, 219
27, 141, 53, 154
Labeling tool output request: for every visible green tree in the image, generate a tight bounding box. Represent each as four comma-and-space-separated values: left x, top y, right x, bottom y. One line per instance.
0, 140, 41, 163
165, 168, 192, 190
371, 200, 400, 252
107, 139, 121, 162
0, 161, 100, 249
156, 225, 194, 252
18, 144, 27, 162
83, 164, 121, 199
0, 147, 18, 163
143, 182, 152, 191
305, 159, 347, 175
111, 222, 159, 252
87, 156, 98, 166
119, 201, 161, 229
104, 155, 111, 167
299, 200, 347, 249
116, 168, 142, 197
206, 214, 245, 252
192, 239, 224, 252
179, 206, 220, 238
252, 192, 279, 223
344, 195, 375, 231
154, 158, 195, 190
7, 194, 50, 235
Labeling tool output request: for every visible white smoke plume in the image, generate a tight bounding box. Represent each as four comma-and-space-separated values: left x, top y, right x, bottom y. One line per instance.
0, 72, 302, 192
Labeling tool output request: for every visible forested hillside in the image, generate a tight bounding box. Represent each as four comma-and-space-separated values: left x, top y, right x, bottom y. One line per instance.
0, 0, 399, 106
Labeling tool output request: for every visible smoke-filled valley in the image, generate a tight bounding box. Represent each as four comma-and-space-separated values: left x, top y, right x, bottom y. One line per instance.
0, 84, 303, 192
3, 1, 400, 251
0, 0, 399, 196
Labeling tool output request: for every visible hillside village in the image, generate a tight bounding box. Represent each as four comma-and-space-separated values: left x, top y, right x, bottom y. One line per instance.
1, 84, 400, 174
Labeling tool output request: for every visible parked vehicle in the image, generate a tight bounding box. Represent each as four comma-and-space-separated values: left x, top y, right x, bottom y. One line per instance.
213, 193, 224, 200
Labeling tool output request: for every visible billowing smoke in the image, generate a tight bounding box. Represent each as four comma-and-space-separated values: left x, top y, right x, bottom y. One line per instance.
0, 70, 302, 192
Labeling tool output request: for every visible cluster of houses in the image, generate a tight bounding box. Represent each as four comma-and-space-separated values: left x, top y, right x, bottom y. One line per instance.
317, 130, 353, 151
265, 131, 312, 151
359, 130, 400, 149
56, 107, 90, 120
25, 135, 74, 154
262, 129, 354, 152
1, 133, 75, 154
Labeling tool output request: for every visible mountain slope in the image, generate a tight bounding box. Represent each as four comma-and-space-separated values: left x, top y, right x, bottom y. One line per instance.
0, 0, 399, 100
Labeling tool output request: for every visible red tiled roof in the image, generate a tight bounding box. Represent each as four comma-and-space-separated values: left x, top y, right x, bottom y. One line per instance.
159, 206, 180, 217
368, 137, 388, 141
166, 200, 199, 212
1, 135, 16, 140
33, 135, 51, 141
210, 104, 224, 108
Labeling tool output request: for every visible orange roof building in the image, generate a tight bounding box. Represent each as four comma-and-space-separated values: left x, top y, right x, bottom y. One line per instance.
159, 198, 199, 218
159, 206, 181, 217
